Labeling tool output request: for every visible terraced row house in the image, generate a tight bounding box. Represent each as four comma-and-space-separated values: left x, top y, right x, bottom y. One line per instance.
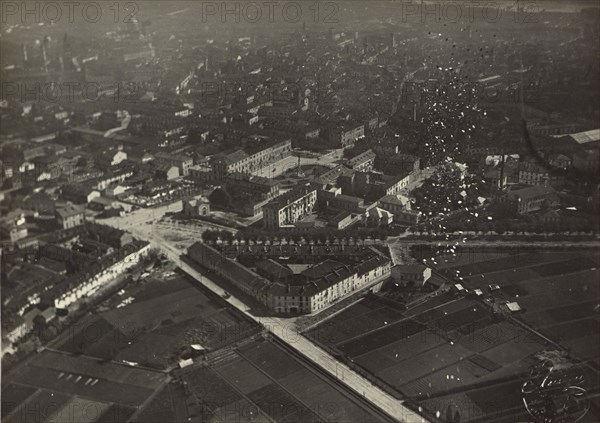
210, 139, 292, 179
188, 242, 391, 314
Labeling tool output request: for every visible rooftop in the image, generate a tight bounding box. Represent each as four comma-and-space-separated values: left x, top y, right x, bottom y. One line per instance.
568, 129, 600, 145
508, 185, 557, 200
56, 204, 85, 218
263, 184, 315, 210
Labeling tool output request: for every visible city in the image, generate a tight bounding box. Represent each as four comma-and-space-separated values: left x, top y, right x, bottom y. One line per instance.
1, 1, 599, 422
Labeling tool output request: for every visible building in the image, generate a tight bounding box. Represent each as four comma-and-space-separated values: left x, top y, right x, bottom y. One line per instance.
500, 185, 559, 215
325, 193, 370, 213
96, 168, 134, 190
365, 207, 394, 227
346, 149, 376, 172
392, 263, 432, 286
373, 150, 420, 177
566, 128, 600, 149
328, 124, 365, 147
0, 211, 28, 243
328, 211, 361, 230
61, 184, 101, 204
573, 150, 600, 175
211, 139, 292, 179
155, 164, 180, 181
346, 171, 411, 200
548, 154, 572, 170
187, 242, 391, 315
23, 192, 55, 214
55, 204, 85, 229
182, 196, 211, 218
518, 161, 564, 188
87, 224, 133, 248
154, 152, 194, 176
224, 173, 280, 216
99, 150, 128, 168
378, 195, 420, 225
256, 259, 294, 282
263, 185, 317, 230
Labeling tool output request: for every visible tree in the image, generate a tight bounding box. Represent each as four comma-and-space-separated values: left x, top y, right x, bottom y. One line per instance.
494, 222, 507, 235
209, 188, 231, 207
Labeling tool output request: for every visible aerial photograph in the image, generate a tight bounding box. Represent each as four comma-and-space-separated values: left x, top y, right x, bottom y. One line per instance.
0, 1, 599, 422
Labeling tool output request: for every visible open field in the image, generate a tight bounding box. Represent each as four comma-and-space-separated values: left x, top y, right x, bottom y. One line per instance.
178, 337, 397, 423
2, 386, 137, 423
133, 382, 190, 423
0, 271, 262, 423
304, 281, 598, 422
3, 389, 72, 423
444, 249, 600, 364
54, 274, 260, 369
420, 248, 600, 422
8, 360, 157, 405
305, 295, 407, 347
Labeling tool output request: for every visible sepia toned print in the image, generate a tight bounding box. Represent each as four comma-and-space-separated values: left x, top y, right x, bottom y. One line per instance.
1, 1, 599, 422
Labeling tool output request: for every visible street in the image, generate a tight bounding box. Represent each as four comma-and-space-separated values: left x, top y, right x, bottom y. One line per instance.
102, 214, 430, 423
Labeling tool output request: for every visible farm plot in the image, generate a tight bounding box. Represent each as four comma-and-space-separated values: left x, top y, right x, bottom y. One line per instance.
465, 378, 527, 418
57, 316, 128, 359
441, 251, 588, 277
399, 356, 491, 398
431, 304, 491, 333
336, 320, 426, 357
134, 382, 189, 423
305, 298, 405, 346
455, 321, 535, 353
52, 396, 111, 423
94, 404, 137, 423
246, 383, 322, 423
237, 340, 306, 380
11, 365, 155, 406
354, 331, 447, 373
3, 389, 71, 423
373, 342, 472, 391
1, 384, 37, 417
464, 267, 542, 286
182, 365, 243, 407
181, 338, 396, 423
32, 350, 165, 388
215, 357, 273, 395
530, 256, 598, 278
54, 274, 259, 369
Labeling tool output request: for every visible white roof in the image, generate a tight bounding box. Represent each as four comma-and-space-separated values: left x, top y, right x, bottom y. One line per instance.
191, 344, 205, 351
506, 302, 521, 312
569, 129, 600, 144
179, 358, 194, 368
478, 75, 501, 83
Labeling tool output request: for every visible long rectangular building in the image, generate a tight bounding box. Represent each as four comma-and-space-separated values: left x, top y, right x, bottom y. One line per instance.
187, 242, 391, 315
211, 139, 292, 179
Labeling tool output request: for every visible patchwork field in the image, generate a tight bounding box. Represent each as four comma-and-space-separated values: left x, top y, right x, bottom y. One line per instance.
54, 274, 260, 369
1, 273, 262, 423
306, 248, 600, 422
2, 352, 146, 423
177, 337, 396, 423
444, 249, 600, 364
